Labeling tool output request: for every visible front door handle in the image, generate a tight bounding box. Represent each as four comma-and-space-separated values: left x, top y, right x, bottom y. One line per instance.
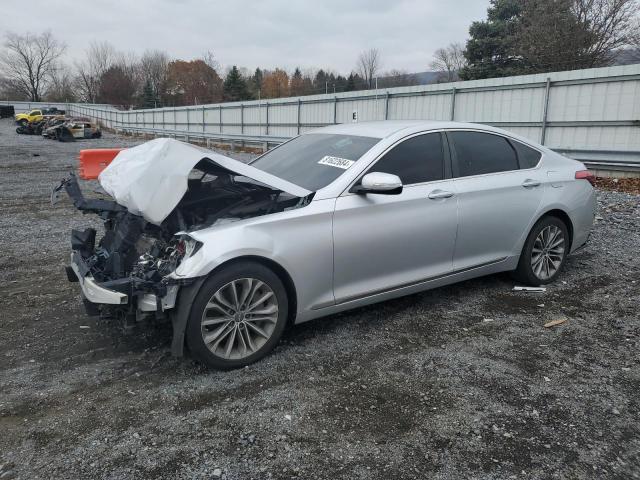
522, 179, 541, 188
428, 190, 455, 200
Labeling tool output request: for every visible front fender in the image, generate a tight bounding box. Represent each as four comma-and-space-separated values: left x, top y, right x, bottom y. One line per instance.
170, 224, 293, 280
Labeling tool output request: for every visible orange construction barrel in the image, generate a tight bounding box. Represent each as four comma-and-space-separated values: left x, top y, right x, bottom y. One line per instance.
78, 148, 126, 179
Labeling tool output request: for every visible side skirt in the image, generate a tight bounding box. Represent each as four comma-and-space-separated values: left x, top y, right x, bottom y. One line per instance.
295, 256, 517, 324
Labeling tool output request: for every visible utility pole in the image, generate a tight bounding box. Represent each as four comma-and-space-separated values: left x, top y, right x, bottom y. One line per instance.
375, 77, 379, 118
325, 81, 328, 94
258, 89, 262, 135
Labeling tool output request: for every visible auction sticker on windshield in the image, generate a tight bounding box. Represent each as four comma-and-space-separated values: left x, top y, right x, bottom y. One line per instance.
318, 156, 355, 169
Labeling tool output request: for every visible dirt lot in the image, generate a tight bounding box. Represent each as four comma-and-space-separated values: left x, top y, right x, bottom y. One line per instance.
1, 118, 639, 480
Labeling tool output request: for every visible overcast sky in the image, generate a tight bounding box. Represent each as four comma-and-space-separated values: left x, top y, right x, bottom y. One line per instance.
2, 0, 490, 74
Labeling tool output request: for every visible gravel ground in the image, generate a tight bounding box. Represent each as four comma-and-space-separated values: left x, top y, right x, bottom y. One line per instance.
1, 118, 639, 480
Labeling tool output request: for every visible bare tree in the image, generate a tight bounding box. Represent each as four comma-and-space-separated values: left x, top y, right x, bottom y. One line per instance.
202, 50, 221, 72
75, 41, 116, 103
512, 0, 638, 72
45, 62, 77, 102
139, 50, 170, 107
630, 15, 640, 59
0, 31, 66, 101
571, 0, 639, 66
430, 43, 467, 82
357, 48, 381, 89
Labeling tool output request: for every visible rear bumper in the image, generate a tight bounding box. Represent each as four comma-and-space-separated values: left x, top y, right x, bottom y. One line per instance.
569, 187, 597, 253
69, 252, 128, 305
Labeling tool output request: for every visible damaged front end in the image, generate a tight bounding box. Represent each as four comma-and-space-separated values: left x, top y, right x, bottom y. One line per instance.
55, 139, 313, 324
55, 173, 199, 318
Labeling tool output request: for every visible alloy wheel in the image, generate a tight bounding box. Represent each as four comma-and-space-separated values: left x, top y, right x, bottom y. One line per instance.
200, 278, 279, 360
531, 225, 565, 281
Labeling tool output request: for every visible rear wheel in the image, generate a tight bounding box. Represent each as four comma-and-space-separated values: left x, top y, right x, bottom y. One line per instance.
186, 261, 289, 370
513, 216, 569, 286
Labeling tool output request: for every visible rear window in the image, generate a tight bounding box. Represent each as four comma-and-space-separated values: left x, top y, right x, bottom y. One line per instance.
450, 131, 519, 177
511, 140, 542, 169
251, 133, 380, 191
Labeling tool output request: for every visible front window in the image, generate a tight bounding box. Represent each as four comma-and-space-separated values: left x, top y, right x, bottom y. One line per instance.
366, 133, 444, 185
251, 133, 380, 191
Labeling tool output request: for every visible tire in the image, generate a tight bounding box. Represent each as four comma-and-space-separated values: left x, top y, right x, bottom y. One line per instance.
58, 129, 74, 142
513, 215, 570, 286
17, 119, 27, 127
186, 261, 289, 370
16, 126, 25, 134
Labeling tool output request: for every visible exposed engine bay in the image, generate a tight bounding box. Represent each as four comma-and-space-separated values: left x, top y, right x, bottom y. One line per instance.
54, 157, 311, 315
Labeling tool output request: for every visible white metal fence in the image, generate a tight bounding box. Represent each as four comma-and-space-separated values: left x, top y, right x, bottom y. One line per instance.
4, 64, 640, 170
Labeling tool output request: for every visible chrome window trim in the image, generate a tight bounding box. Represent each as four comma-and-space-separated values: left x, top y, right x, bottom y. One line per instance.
340, 129, 450, 197
446, 128, 544, 178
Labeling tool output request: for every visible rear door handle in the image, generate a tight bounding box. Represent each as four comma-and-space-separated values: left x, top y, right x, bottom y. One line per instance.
522, 179, 541, 188
428, 190, 455, 200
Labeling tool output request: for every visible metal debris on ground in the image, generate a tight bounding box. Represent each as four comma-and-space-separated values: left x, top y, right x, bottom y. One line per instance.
513, 286, 547, 292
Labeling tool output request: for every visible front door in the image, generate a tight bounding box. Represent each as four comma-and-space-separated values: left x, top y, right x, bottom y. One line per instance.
332, 132, 458, 304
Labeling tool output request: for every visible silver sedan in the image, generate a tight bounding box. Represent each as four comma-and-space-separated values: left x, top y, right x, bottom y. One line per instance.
62, 121, 596, 369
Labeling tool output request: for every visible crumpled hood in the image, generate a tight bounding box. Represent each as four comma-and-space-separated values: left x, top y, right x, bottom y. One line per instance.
98, 138, 311, 225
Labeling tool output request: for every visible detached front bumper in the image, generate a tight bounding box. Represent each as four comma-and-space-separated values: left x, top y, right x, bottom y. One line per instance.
68, 252, 128, 305
68, 251, 181, 313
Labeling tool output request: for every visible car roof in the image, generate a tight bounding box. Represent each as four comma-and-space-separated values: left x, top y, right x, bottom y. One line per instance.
308, 120, 508, 139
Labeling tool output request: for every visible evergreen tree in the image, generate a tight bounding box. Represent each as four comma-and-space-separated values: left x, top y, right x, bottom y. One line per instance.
459, 0, 523, 80
223, 65, 250, 101
334, 75, 347, 93
313, 69, 328, 93
345, 73, 356, 92
290, 67, 304, 96
248, 67, 264, 98
460, 0, 636, 80
142, 80, 156, 108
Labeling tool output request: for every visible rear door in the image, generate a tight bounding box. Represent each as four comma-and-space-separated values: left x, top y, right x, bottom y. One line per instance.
447, 130, 545, 271
332, 132, 458, 303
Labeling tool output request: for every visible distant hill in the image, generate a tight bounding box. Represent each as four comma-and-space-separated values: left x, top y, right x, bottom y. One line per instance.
374, 70, 441, 89
413, 71, 441, 84
613, 48, 640, 65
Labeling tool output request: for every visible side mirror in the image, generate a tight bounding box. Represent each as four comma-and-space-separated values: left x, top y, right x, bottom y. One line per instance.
352, 172, 403, 195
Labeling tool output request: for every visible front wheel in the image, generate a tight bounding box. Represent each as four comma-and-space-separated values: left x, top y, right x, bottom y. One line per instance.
186, 261, 289, 370
513, 216, 569, 286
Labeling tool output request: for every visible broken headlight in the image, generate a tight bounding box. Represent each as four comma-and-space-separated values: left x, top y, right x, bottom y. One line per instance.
132, 235, 202, 281
174, 234, 203, 260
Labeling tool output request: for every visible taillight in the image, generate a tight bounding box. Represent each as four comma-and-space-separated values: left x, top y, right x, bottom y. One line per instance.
575, 170, 595, 186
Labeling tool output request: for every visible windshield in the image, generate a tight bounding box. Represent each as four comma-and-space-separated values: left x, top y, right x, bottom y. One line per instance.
250, 133, 380, 191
